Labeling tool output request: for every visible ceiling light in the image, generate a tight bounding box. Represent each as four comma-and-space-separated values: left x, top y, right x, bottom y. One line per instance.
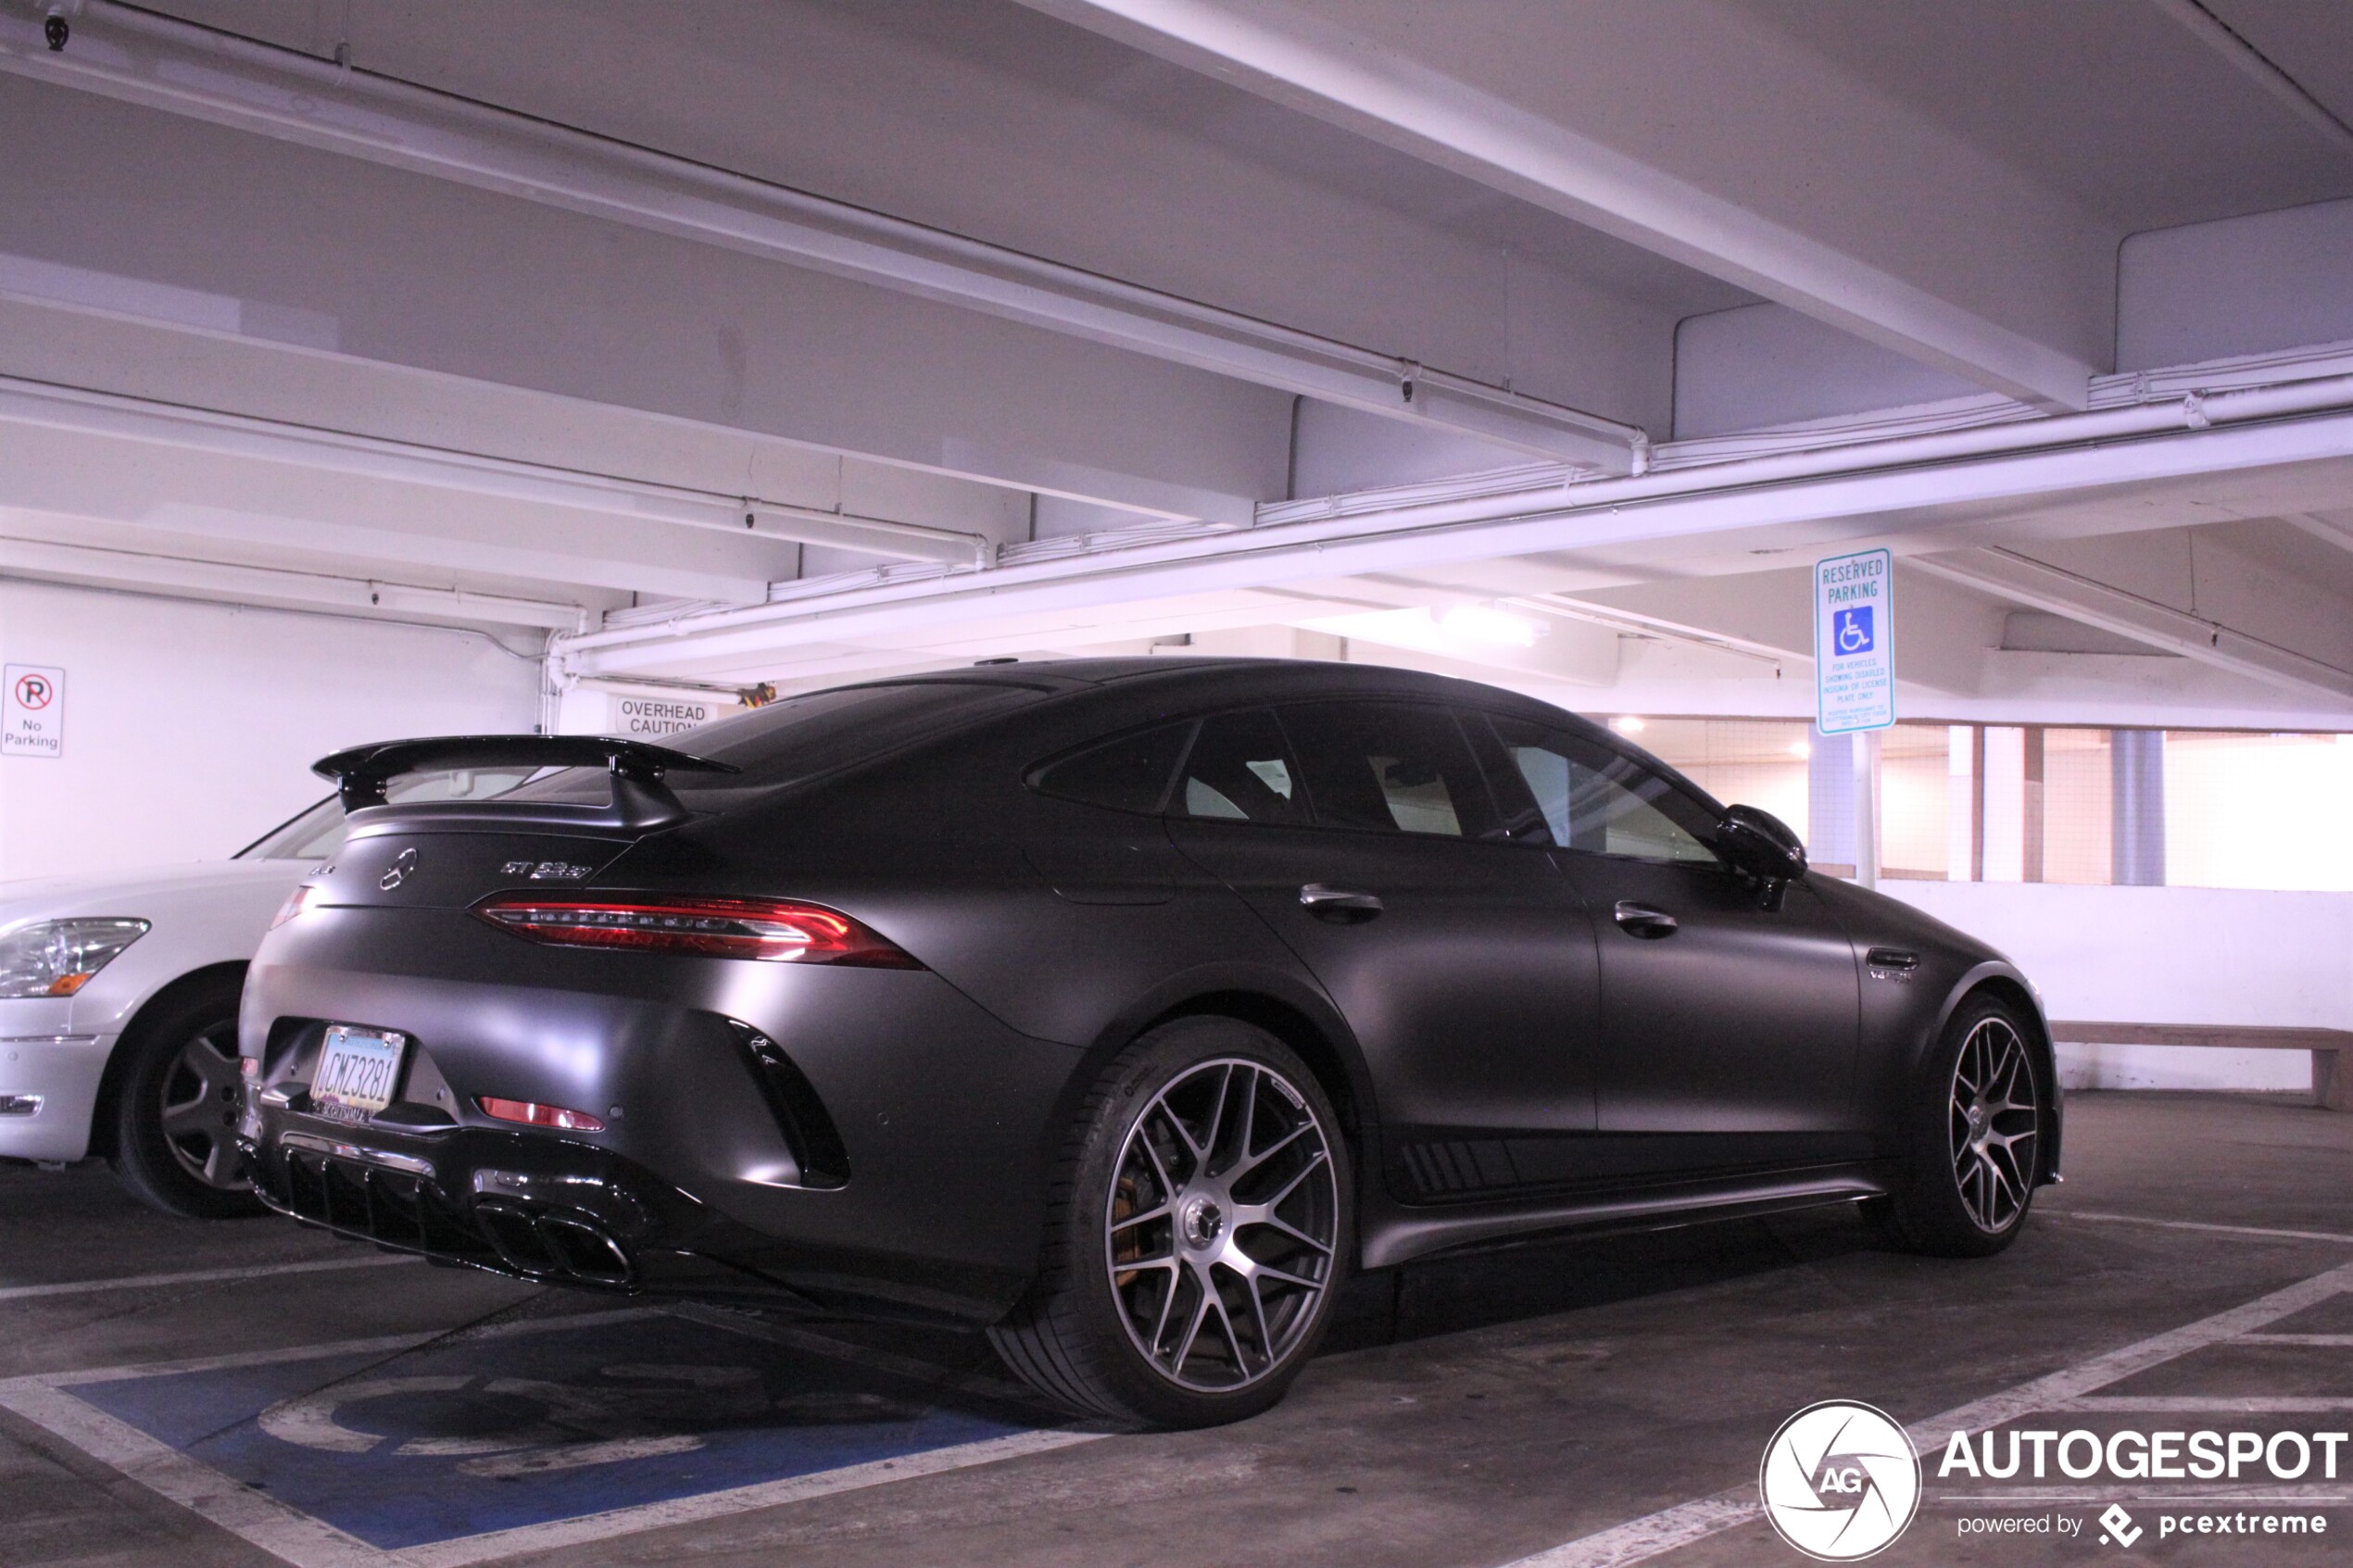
1612, 716, 1646, 735
1789, 741, 1812, 759
1437, 604, 1540, 647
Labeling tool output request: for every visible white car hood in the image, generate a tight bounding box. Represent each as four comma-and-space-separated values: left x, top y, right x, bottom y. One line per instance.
0, 859, 312, 923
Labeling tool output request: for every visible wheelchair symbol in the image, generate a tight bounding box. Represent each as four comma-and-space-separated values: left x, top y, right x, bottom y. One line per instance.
1833, 607, 1874, 657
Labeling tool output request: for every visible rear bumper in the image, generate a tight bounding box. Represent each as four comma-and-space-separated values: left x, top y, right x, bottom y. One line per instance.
245, 1110, 837, 1305
241, 905, 1086, 1325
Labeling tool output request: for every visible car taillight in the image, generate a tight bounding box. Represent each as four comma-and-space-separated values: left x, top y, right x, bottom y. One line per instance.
472, 894, 921, 968
271, 884, 319, 929
478, 1096, 606, 1133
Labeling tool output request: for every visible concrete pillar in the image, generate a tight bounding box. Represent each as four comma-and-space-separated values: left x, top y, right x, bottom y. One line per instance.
1945, 725, 1977, 881
2111, 728, 2167, 885
1982, 727, 2025, 882
1807, 731, 1855, 875
2021, 725, 2045, 884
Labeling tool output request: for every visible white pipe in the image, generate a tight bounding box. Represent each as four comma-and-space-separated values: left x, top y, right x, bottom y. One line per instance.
1259, 374, 2353, 537
559, 371, 2353, 661
0, 1, 1642, 469
0, 374, 994, 566
0, 532, 584, 628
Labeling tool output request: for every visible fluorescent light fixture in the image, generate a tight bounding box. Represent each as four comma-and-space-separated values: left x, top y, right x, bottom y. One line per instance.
1437, 604, 1540, 646
1611, 716, 1646, 735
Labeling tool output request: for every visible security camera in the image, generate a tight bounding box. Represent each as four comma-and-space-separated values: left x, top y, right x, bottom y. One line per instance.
44, 13, 68, 50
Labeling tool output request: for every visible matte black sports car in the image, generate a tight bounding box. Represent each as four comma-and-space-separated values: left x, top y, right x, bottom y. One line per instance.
241, 659, 2057, 1427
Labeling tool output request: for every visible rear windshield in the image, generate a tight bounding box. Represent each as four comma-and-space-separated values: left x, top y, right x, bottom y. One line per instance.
502, 681, 1043, 808
237, 766, 544, 859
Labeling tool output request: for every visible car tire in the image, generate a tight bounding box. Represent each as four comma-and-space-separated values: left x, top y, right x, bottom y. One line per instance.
1870, 994, 2045, 1258
988, 1016, 1351, 1428
107, 974, 266, 1221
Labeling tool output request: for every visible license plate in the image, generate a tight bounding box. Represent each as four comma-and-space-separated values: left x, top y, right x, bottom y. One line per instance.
312, 1026, 408, 1121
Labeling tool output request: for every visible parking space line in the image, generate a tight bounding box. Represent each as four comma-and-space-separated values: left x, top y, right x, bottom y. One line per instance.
0, 1254, 422, 1302
398, 1428, 1105, 1568
2240, 1333, 2353, 1346
0, 1303, 1103, 1568
1498, 1260, 2353, 1568
2057, 1396, 2353, 1412
0, 1374, 403, 1568
11, 1308, 659, 1389
2055, 1210, 2353, 1246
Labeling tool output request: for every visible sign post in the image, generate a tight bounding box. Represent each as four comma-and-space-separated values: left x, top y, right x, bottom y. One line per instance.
1815, 551, 1894, 886
3, 664, 65, 759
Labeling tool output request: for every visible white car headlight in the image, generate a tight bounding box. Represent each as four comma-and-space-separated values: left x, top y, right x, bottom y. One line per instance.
0, 919, 152, 998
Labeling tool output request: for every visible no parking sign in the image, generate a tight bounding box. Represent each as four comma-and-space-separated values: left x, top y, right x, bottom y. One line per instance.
1814, 552, 1894, 734
3, 663, 64, 758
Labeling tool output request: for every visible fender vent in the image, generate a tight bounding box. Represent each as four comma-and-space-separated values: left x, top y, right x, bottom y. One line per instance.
1401, 1139, 1518, 1197
729, 1022, 850, 1188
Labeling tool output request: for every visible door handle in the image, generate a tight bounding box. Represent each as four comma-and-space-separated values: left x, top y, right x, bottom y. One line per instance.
1613, 900, 1680, 938
1299, 884, 1383, 922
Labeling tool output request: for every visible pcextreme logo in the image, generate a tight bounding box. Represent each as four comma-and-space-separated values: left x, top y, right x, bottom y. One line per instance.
1759, 1400, 1923, 1561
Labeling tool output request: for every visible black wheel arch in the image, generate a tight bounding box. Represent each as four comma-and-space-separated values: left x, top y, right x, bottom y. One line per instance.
86, 961, 248, 1160
1049, 963, 1378, 1202
1924, 962, 2063, 1185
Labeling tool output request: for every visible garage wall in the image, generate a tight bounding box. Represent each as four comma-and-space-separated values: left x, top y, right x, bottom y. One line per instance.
1885, 882, 2351, 1094
0, 583, 540, 880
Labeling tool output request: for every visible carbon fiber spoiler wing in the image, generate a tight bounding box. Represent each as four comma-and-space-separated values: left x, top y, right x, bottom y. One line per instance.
312, 734, 740, 832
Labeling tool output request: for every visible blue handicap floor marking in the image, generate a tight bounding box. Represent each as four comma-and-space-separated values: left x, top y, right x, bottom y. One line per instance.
62, 1310, 1047, 1551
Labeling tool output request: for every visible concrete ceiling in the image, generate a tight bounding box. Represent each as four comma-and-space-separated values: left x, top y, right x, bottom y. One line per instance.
0, 0, 2349, 728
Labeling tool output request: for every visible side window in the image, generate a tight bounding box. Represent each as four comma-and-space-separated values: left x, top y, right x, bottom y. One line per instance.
1031, 721, 1193, 815
1281, 702, 1501, 839
1482, 715, 1720, 866
1173, 710, 1308, 826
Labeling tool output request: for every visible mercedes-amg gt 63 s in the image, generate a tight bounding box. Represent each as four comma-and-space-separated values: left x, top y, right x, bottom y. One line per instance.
241, 659, 2057, 1427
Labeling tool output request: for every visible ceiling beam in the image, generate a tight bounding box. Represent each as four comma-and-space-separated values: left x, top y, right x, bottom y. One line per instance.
1019, 0, 2096, 412
2143, 0, 2353, 159
1909, 546, 2353, 701
2284, 512, 2353, 556
0, 2, 1639, 470
0, 533, 584, 629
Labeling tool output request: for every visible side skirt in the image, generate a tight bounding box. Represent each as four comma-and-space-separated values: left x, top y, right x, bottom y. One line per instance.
1359, 1164, 1894, 1271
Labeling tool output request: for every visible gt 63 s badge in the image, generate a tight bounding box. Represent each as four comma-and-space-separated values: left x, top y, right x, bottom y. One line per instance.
1759, 1400, 1922, 1560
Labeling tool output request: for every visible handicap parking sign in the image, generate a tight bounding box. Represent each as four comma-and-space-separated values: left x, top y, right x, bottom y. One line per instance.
1815, 549, 1894, 734
1833, 606, 1874, 657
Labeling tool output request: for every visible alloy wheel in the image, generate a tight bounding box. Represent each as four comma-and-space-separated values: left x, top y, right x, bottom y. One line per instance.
159, 1021, 250, 1192
1104, 1058, 1338, 1392
1948, 1017, 2038, 1233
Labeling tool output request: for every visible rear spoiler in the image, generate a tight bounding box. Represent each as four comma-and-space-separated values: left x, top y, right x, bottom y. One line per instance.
312, 735, 740, 832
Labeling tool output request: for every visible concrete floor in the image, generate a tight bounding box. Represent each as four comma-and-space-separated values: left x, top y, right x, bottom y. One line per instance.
3, 1090, 2347, 1567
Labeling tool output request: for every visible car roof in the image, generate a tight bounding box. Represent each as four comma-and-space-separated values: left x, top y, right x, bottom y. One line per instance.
921, 656, 1574, 708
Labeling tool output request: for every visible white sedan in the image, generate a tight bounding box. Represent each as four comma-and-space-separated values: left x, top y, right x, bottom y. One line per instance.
0, 767, 531, 1216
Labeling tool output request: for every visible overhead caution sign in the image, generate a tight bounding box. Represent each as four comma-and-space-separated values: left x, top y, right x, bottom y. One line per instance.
3, 664, 64, 758
609, 693, 735, 737
1814, 550, 1894, 734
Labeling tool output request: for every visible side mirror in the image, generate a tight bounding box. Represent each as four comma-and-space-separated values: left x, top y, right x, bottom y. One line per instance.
1716, 805, 1806, 909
